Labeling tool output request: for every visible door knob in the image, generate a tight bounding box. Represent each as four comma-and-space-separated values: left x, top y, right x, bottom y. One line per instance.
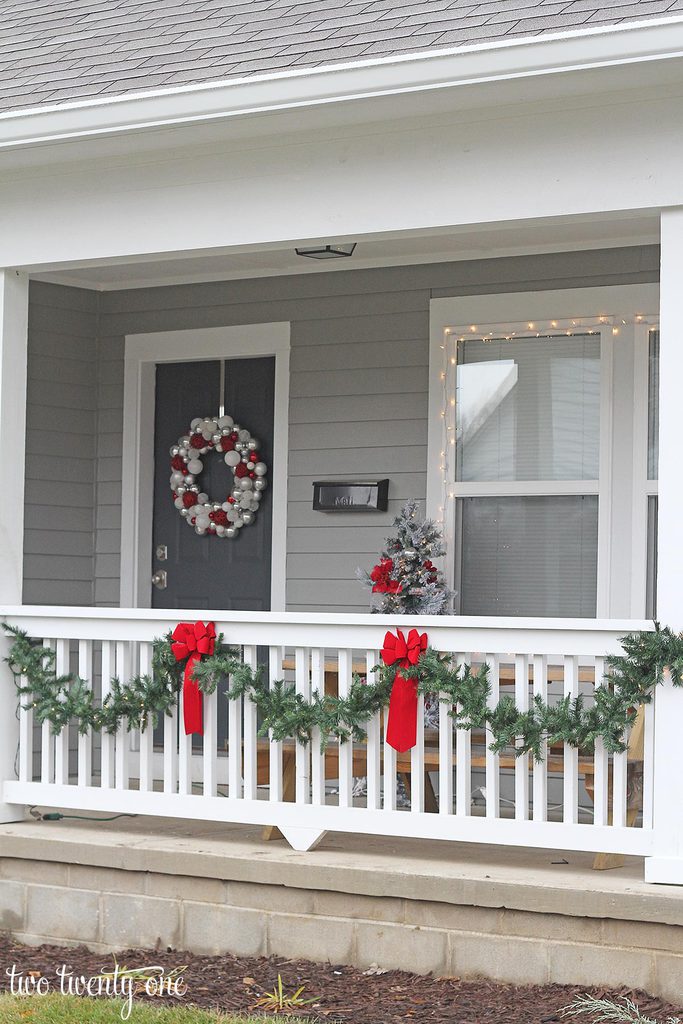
152, 569, 168, 590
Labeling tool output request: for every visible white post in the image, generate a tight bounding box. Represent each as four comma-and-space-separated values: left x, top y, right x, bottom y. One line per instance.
0, 268, 29, 824
644, 210, 683, 884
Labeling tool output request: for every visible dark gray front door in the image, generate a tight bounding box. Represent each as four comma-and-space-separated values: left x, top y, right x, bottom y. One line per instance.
152, 357, 275, 612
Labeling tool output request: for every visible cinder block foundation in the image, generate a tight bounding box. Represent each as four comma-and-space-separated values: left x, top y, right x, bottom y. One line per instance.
0, 817, 682, 1005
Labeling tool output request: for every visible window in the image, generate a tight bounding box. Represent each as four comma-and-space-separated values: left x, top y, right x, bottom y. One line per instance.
428, 285, 660, 619
453, 333, 600, 617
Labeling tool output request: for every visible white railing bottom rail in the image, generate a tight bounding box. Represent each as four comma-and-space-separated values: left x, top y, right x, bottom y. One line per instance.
1, 606, 679, 882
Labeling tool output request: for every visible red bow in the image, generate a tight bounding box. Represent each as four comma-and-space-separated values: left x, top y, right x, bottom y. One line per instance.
381, 628, 428, 752
171, 621, 216, 736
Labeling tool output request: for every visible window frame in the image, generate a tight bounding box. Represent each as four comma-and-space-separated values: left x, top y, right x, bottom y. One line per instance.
427, 285, 660, 619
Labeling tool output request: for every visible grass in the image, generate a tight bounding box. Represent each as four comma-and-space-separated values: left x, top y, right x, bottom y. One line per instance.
0, 993, 310, 1023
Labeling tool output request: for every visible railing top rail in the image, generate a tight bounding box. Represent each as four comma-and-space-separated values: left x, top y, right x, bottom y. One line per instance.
0, 606, 654, 657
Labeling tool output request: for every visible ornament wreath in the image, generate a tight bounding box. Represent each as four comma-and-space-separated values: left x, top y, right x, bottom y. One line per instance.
4, 623, 682, 759
170, 413, 267, 538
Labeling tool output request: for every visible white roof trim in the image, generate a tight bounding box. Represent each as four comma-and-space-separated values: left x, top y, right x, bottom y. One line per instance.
2, 15, 683, 150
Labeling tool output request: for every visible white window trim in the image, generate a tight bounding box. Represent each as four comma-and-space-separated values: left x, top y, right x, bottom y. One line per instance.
427, 284, 660, 618
120, 322, 291, 612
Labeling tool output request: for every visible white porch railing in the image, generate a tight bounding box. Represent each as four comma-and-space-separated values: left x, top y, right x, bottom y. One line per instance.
1, 606, 680, 882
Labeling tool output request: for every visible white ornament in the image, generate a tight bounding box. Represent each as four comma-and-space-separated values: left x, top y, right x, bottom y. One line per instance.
239, 478, 252, 490
190, 418, 202, 429
218, 415, 234, 428
187, 459, 203, 475
254, 462, 267, 476
224, 450, 241, 467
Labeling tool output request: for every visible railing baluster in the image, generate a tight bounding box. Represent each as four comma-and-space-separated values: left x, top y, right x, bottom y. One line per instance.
485, 654, 500, 819
532, 654, 548, 822
310, 648, 325, 806
563, 655, 579, 824
593, 656, 609, 826
100, 640, 115, 789
203, 684, 218, 799
366, 649, 381, 811
411, 690, 425, 814
455, 654, 472, 817
18, 666, 33, 784
337, 649, 353, 808
54, 639, 70, 785
642, 697, 655, 830
438, 660, 453, 815
178, 685, 193, 796
383, 721, 397, 811
77, 640, 93, 788
163, 689, 178, 795
612, 744, 628, 829
514, 654, 529, 821
138, 642, 153, 793
295, 647, 310, 804
242, 645, 258, 801
115, 641, 130, 790
39, 640, 55, 785
227, 662, 241, 800
269, 646, 283, 802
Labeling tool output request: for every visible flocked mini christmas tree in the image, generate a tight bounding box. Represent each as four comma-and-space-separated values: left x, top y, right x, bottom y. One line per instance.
358, 501, 454, 614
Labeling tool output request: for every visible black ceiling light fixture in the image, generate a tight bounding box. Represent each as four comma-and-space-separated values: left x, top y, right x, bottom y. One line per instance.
295, 242, 357, 260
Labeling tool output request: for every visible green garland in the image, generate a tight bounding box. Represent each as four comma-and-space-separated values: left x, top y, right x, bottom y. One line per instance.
3, 622, 682, 761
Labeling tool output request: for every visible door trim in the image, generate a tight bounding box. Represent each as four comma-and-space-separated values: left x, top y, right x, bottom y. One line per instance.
120, 322, 290, 611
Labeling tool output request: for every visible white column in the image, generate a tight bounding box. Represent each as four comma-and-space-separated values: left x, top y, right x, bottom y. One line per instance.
644, 211, 683, 884
0, 268, 29, 824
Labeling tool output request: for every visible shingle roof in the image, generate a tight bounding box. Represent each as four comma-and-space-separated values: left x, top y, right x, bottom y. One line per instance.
0, 0, 680, 114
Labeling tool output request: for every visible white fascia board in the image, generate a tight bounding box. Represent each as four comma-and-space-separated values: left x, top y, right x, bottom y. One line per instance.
2, 16, 683, 151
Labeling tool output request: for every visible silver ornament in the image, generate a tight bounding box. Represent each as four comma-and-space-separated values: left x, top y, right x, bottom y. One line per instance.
170, 445, 180, 457
232, 488, 243, 501
254, 462, 267, 477
180, 508, 189, 518
212, 432, 222, 444
247, 440, 258, 451
177, 485, 186, 495
238, 429, 250, 443
226, 526, 237, 538
242, 510, 255, 525
239, 478, 252, 490
254, 478, 267, 491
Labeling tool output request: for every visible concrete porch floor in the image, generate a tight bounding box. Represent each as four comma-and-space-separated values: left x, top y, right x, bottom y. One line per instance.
0, 815, 682, 1003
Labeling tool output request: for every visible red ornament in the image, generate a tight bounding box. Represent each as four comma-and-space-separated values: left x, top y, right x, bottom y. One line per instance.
230, 432, 239, 440
221, 439, 235, 452
234, 463, 248, 478
250, 472, 256, 479
190, 434, 205, 450
183, 492, 198, 508
227, 496, 235, 504
171, 455, 186, 471
251, 452, 260, 462
212, 510, 229, 527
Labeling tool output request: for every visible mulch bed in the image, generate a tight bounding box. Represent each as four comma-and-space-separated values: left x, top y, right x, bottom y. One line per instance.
0, 936, 681, 1022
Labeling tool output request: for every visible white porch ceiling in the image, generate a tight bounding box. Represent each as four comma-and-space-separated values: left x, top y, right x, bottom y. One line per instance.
29, 211, 660, 291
